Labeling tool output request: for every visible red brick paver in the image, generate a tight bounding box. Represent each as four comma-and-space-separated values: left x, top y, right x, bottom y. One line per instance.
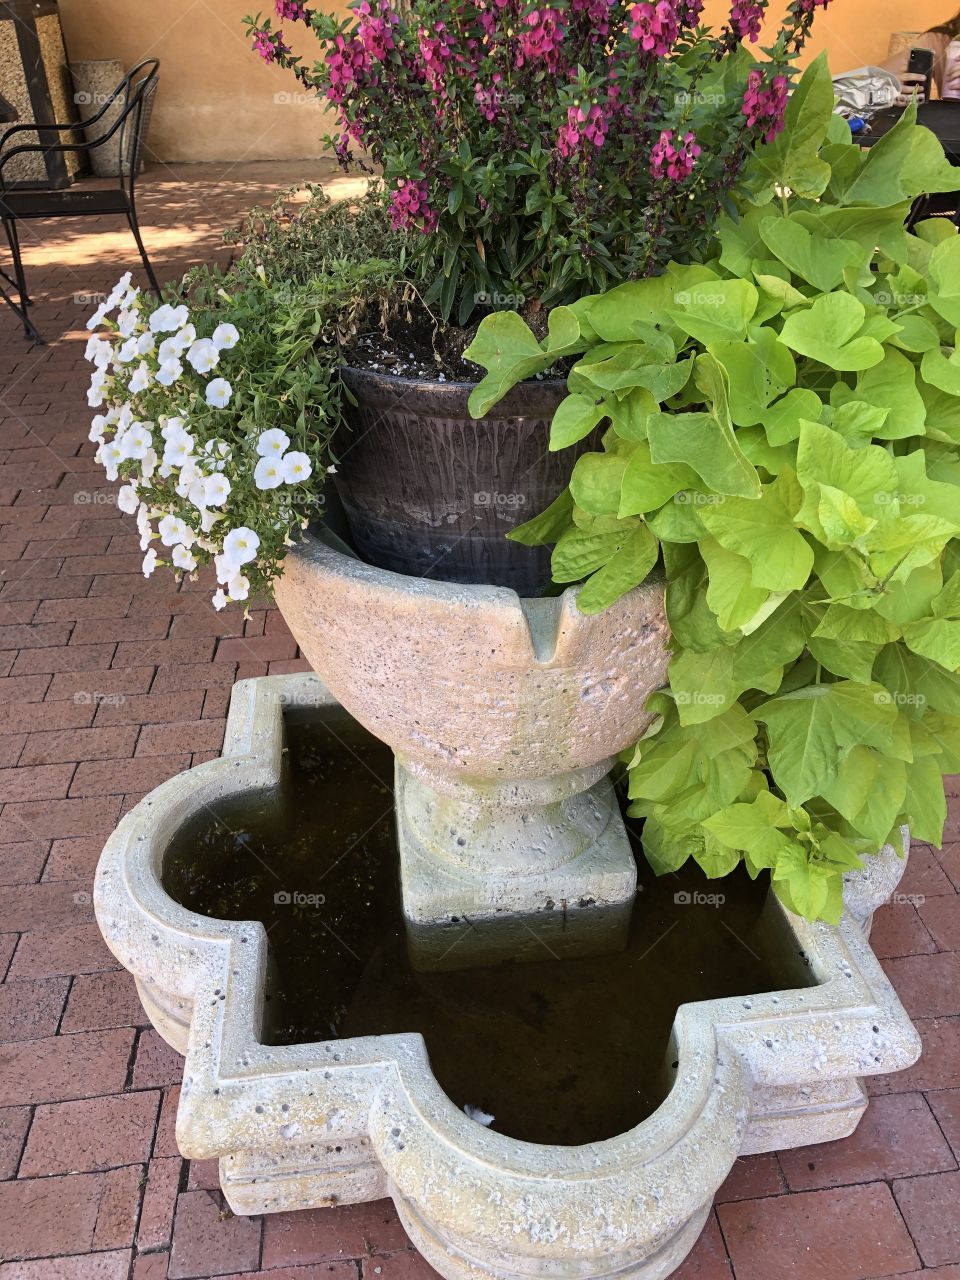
0, 160, 957, 1280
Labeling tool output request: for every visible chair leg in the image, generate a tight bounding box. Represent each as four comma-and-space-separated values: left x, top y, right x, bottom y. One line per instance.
126, 209, 160, 295
2, 217, 31, 309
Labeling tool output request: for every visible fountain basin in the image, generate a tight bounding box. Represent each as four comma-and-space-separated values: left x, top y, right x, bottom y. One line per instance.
94, 673, 921, 1280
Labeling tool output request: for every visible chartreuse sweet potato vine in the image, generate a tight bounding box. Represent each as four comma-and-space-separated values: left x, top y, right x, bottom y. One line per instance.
463, 55, 960, 925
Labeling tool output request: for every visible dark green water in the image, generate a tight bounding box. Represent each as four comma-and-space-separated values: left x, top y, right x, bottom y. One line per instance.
162, 707, 816, 1146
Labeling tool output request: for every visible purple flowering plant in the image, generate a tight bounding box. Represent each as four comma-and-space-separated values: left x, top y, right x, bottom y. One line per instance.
246, 0, 832, 324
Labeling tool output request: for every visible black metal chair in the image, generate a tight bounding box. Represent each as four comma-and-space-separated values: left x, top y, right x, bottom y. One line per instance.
0, 59, 160, 341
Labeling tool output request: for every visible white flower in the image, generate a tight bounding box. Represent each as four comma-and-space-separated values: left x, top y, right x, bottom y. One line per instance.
106, 272, 133, 310
86, 302, 110, 331
205, 378, 232, 408
114, 336, 139, 365
212, 322, 240, 351
87, 373, 107, 408
188, 478, 209, 510
128, 362, 151, 394
281, 451, 312, 484
97, 440, 124, 482
136, 503, 151, 536
155, 359, 183, 387
212, 588, 228, 611
223, 526, 260, 568
116, 309, 138, 337
136, 332, 156, 357
172, 544, 198, 572
118, 423, 152, 461
149, 303, 189, 334
141, 448, 158, 480
204, 473, 231, 506
254, 456, 283, 490
227, 574, 250, 602
162, 431, 194, 468
120, 286, 140, 312
170, 324, 196, 353
142, 548, 158, 577
200, 508, 220, 533
117, 403, 134, 430
117, 484, 139, 514
160, 416, 187, 439
158, 514, 193, 547
256, 428, 290, 458
214, 553, 233, 585
88, 415, 108, 444
202, 439, 232, 470
157, 336, 183, 364
85, 335, 111, 366
326, 464, 338, 474
187, 338, 220, 374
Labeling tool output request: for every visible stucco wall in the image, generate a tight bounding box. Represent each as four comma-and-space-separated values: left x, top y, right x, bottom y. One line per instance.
56, 0, 959, 164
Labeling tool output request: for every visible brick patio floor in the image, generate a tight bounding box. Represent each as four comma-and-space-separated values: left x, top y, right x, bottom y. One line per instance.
0, 162, 959, 1280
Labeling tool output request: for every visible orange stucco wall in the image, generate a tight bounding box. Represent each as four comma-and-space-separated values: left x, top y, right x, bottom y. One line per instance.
56, 0, 960, 163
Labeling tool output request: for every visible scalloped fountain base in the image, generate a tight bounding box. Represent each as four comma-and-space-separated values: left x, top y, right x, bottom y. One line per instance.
95, 673, 921, 1280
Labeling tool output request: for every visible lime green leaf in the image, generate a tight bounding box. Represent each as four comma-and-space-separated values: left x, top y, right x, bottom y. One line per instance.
570, 450, 631, 516
903, 616, 960, 672
710, 329, 796, 427
759, 217, 866, 293
619, 442, 700, 517
699, 479, 813, 592
795, 421, 898, 542
902, 755, 947, 844
507, 488, 574, 548
550, 392, 609, 451
576, 524, 659, 614
834, 102, 960, 207
465, 308, 585, 416
852, 348, 926, 437
764, 388, 824, 446
749, 54, 834, 199
551, 520, 637, 583
779, 293, 884, 371
700, 537, 774, 632
668, 280, 759, 346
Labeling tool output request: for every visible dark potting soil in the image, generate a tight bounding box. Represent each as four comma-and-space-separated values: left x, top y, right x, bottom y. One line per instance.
162, 706, 817, 1147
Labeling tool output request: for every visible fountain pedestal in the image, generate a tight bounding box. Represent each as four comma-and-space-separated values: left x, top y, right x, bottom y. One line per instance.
273, 534, 670, 969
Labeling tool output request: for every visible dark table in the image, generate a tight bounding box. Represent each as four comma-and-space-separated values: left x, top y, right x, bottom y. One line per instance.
861, 101, 960, 161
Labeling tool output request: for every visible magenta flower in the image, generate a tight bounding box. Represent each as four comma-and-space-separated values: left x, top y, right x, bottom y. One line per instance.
389, 179, 439, 233
794, 0, 830, 10
325, 34, 369, 105
252, 27, 290, 63
650, 128, 701, 180
517, 8, 567, 69
629, 1, 681, 57
741, 69, 788, 142
356, 0, 398, 62
275, 0, 307, 19
729, 0, 766, 42
682, 0, 704, 21
419, 21, 454, 94
570, 0, 616, 38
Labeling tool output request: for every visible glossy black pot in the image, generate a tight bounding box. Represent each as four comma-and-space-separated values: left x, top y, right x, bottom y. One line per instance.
333, 366, 582, 596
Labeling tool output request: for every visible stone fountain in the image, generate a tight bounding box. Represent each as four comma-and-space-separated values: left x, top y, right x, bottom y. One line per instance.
94, 534, 920, 1280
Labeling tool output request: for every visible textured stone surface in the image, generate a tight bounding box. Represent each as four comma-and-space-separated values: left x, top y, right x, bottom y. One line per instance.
94, 673, 920, 1280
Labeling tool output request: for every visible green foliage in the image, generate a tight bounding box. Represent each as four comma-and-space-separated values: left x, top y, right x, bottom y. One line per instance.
464, 71, 960, 921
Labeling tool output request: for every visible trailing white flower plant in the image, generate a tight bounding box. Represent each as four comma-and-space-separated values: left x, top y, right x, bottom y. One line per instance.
84, 273, 334, 611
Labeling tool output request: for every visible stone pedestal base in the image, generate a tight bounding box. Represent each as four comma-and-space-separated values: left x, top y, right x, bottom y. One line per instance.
396, 761, 636, 970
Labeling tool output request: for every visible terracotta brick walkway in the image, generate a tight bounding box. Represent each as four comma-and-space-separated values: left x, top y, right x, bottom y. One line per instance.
0, 163, 958, 1280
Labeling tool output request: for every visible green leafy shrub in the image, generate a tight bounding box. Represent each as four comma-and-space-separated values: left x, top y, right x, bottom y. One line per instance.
464, 56, 960, 922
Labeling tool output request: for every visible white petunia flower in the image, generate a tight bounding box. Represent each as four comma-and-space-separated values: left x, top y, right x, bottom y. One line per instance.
222, 527, 260, 568
117, 484, 139, 514
212, 322, 240, 350
204, 473, 231, 507
227, 574, 250, 602
167, 304, 189, 330
172, 544, 198, 572
116, 309, 138, 337
188, 477, 209, 510
88, 416, 107, 445
212, 588, 228, 611
326, 464, 338, 474
141, 448, 158, 480
158, 514, 193, 547
136, 332, 156, 357
214, 553, 233, 585
157, 336, 183, 364
114, 336, 139, 365
170, 324, 196, 353
142, 547, 158, 577
200, 508, 220, 533
254, 456, 283, 490
86, 302, 110, 331
281, 451, 312, 484
97, 440, 124, 482
149, 303, 188, 334
106, 272, 133, 310
85, 335, 111, 366
120, 422, 153, 459
205, 378, 232, 408
87, 374, 107, 409
256, 428, 290, 457
136, 503, 151, 536
128, 362, 151, 394
187, 338, 220, 374
163, 431, 194, 468
160, 416, 188, 439
155, 359, 183, 387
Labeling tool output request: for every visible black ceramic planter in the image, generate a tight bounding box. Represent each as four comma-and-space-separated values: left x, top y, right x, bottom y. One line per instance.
333, 366, 580, 596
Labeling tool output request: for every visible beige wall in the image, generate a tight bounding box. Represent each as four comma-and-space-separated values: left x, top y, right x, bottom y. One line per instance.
58, 0, 347, 163
57, 0, 960, 164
